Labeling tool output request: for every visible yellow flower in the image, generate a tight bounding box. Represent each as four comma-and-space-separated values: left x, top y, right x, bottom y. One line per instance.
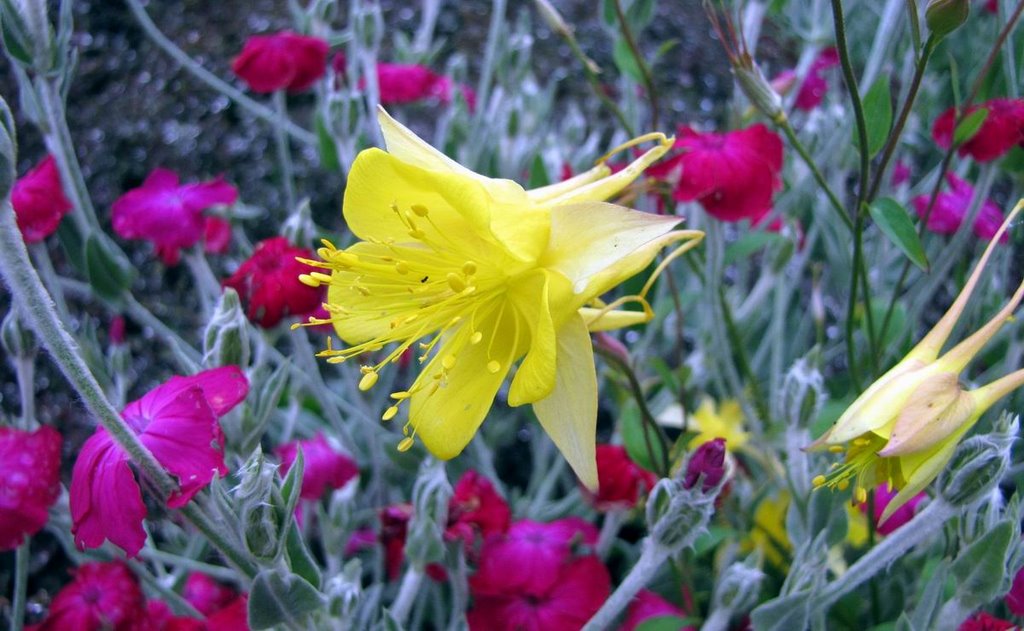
688, 397, 749, 451
742, 491, 791, 569
300, 108, 703, 488
811, 199, 1024, 521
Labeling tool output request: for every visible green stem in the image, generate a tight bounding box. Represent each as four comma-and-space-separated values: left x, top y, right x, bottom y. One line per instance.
718, 288, 771, 423
611, 0, 660, 130
777, 121, 853, 232
10, 540, 29, 631
37, 80, 100, 233
845, 214, 866, 390
0, 203, 177, 498
123, 0, 316, 146
272, 91, 297, 213
563, 32, 635, 136
830, 0, 870, 215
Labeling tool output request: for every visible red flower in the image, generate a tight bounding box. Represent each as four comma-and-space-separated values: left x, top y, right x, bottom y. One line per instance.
204, 596, 250, 631
232, 32, 329, 93
587, 445, 657, 511
35, 562, 146, 631
446, 470, 511, 545
958, 612, 1015, 631
380, 504, 414, 580
70, 366, 249, 557
1006, 564, 1024, 616
182, 573, 238, 618
774, 47, 839, 111
222, 237, 322, 328
112, 169, 238, 265
470, 518, 598, 596
11, 155, 72, 242
684, 438, 727, 492
932, 98, 1024, 162
468, 554, 610, 631
203, 217, 233, 255
860, 483, 926, 534
145, 600, 206, 631
622, 590, 695, 631
912, 173, 1006, 241
659, 124, 784, 222
276, 433, 359, 500
0, 425, 62, 550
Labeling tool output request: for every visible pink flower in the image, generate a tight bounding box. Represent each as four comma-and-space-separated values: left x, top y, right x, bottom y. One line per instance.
276, 433, 358, 500
70, 366, 249, 557
958, 612, 1015, 631
468, 554, 610, 631
932, 98, 1024, 162
109, 315, 127, 346
446, 470, 511, 545
622, 590, 695, 631
344, 527, 377, 556
1006, 564, 1024, 616
374, 63, 452, 104
112, 169, 238, 265
659, 124, 784, 222
684, 438, 727, 492
204, 596, 250, 631
182, 573, 238, 618
586, 445, 657, 511
12, 155, 72, 243
146, 600, 205, 631
794, 47, 839, 111
232, 32, 329, 93
985, 0, 998, 14
35, 562, 146, 631
470, 518, 599, 596
204, 217, 233, 255
380, 503, 414, 580
0, 425, 62, 550
891, 160, 912, 187
859, 483, 926, 534
912, 173, 1006, 241
222, 237, 322, 328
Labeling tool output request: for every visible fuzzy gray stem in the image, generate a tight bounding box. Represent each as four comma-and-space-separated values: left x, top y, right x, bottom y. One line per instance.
272, 90, 297, 213
584, 539, 668, 630
391, 566, 425, 625
10, 540, 29, 631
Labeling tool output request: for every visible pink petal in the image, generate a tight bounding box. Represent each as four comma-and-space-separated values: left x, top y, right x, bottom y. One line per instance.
0, 425, 62, 550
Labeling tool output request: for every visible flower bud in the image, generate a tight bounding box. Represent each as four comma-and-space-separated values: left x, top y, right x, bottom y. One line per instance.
236, 449, 281, 562
926, 0, 970, 38
1, 308, 36, 358
713, 559, 765, 614
405, 459, 451, 569
778, 354, 825, 429
280, 198, 315, 247
646, 478, 720, 551
939, 414, 1015, 508
534, 0, 572, 37
203, 288, 251, 369
684, 438, 727, 492
734, 63, 786, 124
325, 559, 362, 621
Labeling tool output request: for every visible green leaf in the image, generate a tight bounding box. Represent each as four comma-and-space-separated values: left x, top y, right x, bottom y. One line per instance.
953, 107, 989, 145
724, 232, 784, 265
248, 569, 324, 630
859, 79, 892, 158
285, 522, 322, 588
84, 233, 134, 302
613, 38, 644, 82
750, 593, 811, 631
636, 616, 692, 631
950, 521, 1014, 609
621, 402, 658, 473
869, 197, 929, 271
314, 114, 341, 171
527, 154, 550, 189
693, 525, 733, 556
0, 0, 33, 66
626, 0, 656, 29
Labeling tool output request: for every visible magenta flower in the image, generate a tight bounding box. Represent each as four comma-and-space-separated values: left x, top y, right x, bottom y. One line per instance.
232, 31, 329, 93
912, 173, 1006, 242
957, 612, 1015, 631
111, 169, 238, 265
794, 47, 839, 111
446, 470, 511, 546
587, 444, 658, 511
203, 216, 233, 255
1006, 565, 1024, 616
468, 554, 610, 631
859, 483, 926, 534
182, 572, 238, 618
932, 98, 1024, 162
11, 155, 72, 243
656, 124, 784, 222
891, 160, 912, 187
276, 433, 358, 500
622, 590, 695, 631
34, 562, 147, 631
470, 518, 599, 597
70, 366, 249, 557
0, 425, 62, 551
222, 237, 323, 328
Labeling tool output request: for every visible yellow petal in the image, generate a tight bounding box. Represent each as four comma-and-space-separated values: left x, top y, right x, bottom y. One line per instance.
879, 373, 975, 457
540, 201, 701, 297
526, 164, 612, 204
579, 307, 649, 332
410, 305, 514, 459
532, 313, 599, 490
508, 272, 558, 406
880, 427, 967, 523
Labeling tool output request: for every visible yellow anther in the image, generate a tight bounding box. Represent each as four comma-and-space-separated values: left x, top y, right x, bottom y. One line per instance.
391, 391, 412, 400
828, 445, 845, 454
487, 360, 501, 374
299, 274, 320, 288
358, 372, 379, 391
853, 437, 871, 447
408, 229, 426, 239
311, 272, 332, 284
462, 261, 477, 275
395, 261, 410, 274
411, 204, 429, 217
855, 487, 868, 504
382, 406, 399, 421
355, 286, 371, 297
470, 331, 483, 345
327, 357, 346, 364
397, 437, 415, 452
320, 238, 338, 251
447, 273, 467, 293
442, 355, 457, 370
811, 475, 827, 488
837, 480, 850, 491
